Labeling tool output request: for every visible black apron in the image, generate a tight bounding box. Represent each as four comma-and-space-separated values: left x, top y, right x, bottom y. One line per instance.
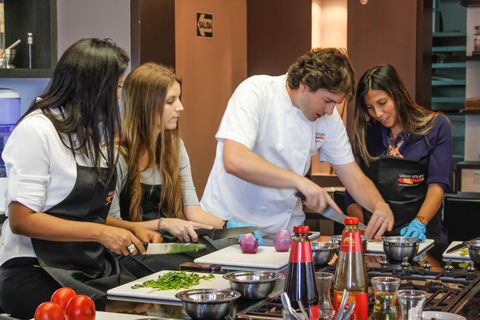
361, 137, 442, 236
118, 183, 216, 277
31, 165, 135, 299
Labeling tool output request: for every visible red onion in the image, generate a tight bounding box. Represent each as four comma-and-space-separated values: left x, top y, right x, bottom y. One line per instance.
240, 233, 258, 254
273, 230, 292, 252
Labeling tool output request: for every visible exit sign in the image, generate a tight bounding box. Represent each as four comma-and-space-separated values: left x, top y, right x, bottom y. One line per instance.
197, 12, 213, 38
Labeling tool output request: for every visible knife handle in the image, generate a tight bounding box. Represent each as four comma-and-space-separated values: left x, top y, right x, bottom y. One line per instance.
296, 191, 306, 201
195, 229, 215, 237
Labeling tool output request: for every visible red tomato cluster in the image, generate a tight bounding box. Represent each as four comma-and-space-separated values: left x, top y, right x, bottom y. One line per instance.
34, 288, 95, 320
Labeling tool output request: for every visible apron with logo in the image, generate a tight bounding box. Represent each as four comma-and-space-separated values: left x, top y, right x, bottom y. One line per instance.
361, 136, 442, 236
32, 165, 135, 299
118, 183, 216, 276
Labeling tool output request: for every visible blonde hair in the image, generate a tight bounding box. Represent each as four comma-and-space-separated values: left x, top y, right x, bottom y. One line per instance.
120, 63, 183, 221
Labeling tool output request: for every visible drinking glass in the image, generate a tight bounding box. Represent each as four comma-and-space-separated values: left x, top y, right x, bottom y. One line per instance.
315, 272, 335, 320
396, 290, 427, 320
369, 277, 401, 320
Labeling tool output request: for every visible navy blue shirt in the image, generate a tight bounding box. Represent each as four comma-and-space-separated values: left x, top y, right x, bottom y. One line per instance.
345, 114, 453, 209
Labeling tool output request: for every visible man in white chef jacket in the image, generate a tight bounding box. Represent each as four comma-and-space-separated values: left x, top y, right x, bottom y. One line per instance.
201, 48, 394, 244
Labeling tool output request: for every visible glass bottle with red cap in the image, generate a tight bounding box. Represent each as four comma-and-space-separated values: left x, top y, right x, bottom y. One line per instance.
333, 217, 368, 320
284, 225, 318, 311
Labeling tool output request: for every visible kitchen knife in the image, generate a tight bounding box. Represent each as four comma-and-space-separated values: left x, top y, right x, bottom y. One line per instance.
446, 237, 480, 253
296, 191, 367, 231
142, 242, 206, 255
195, 226, 261, 239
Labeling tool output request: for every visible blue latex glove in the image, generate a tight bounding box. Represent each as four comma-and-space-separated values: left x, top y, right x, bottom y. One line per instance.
400, 220, 427, 243
227, 220, 263, 246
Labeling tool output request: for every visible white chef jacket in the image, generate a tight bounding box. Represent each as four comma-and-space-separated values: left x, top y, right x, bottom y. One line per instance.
108, 139, 200, 220
0, 110, 106, 265
200, 74, 354, 236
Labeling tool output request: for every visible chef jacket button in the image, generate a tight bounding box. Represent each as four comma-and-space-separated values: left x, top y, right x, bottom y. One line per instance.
301, 150, 308, 156
278, 144, 284, 151
262, 207, 267, 211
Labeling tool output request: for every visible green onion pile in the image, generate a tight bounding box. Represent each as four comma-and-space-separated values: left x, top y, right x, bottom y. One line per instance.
131, 271, 215, 293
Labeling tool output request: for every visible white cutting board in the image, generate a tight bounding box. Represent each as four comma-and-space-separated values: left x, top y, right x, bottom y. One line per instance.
107, 270, 229, 301
366, 239, 434, 254
194, 244, 290, 269
442, 241, 470, 260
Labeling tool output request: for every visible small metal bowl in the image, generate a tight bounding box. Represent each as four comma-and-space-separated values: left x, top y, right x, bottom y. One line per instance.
311, 242, 339, 266
382, 236, 421, 261
464, 240, 480, 264
175, 288, 241, 320
223, 271, 283, 300
329, 235, 369, 253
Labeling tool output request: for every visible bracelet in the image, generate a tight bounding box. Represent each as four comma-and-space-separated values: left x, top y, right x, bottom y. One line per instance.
158, 217, 165, 233
415, 216, 427, 226
222, 220, 230, 229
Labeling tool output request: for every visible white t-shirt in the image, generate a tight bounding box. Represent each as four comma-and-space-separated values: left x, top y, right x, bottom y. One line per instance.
200, 74, 354, 235
0, 110, 105, 265
108, 140, 200, 220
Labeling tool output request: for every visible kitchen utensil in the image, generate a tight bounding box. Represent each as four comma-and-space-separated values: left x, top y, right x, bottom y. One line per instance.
442, 241, 471, 260
311, 242, 338, 266
396, 290, 427, 320
223, 271, 283, 300
335, 289, 348, 320
195, 244, 290, 269
296, 191, 367, 230
280, 292, 302, 320
175, 288, 240, 320
330, 235, 369, 253
143, 242, 206, 255
446, 236, 480, 253
297, 300, 309, 320
381, 236, 421, 261
195, 226, 260, 240
107, 270, 230, 301
342, 302, 355, 320
464, 239, 480, 264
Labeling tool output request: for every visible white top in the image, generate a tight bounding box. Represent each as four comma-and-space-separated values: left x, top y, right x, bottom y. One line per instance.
0, 110, 105, 265
108, 140, 200, 220
201, 74, 354, 235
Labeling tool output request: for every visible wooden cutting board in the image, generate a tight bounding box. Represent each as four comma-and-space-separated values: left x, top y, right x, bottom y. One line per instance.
107, 270, 230, 301
194, 244, 290, 269
366, 239, 434, 254
442, 241, 470, 260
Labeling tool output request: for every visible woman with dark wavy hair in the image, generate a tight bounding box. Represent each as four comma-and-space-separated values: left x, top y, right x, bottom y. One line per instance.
0, 38, 152, 319
345, 64, 453, 242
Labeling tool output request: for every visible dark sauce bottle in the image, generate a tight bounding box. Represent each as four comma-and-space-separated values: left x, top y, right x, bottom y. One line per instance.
284, 225, 318, 310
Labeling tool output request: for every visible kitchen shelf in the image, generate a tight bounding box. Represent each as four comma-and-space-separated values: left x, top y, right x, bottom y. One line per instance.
432, 97, 466, 103
432, 62, 467, 69
432, 79, 466, 86
432, 46, 467, 53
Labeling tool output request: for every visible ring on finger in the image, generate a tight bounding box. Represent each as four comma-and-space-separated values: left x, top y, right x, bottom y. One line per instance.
127, 244, 136, 253
382, 220, 388, 224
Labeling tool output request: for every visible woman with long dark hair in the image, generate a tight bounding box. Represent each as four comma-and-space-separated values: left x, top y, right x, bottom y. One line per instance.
345, 64, 453, 242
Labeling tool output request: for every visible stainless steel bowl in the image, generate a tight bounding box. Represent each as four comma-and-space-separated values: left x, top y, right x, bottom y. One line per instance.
329, 235, 369, 253
382, 236, 421, 261
464, 240, 480, 264
223, 271, 283, 300
175, 288, 241, 320
311, 242, 339, 265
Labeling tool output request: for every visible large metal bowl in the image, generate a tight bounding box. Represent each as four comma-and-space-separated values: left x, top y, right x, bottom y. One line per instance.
329, 235, 369, 253
464, 240, 480, 264
382, 236, 421, 261
311, 242, 339, 266
223, 271, 283, 300
175, 288, 241, 320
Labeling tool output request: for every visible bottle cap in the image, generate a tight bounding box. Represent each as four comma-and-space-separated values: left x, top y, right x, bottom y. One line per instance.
344, 217, 359, 225
293, 225, 309, 234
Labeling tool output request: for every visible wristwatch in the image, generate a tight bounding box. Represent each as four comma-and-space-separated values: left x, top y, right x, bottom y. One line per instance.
414, 216, 427, 225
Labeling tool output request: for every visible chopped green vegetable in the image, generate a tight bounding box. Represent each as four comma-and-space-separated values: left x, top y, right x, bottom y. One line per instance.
459, 262, 469, 268
131, 271, 215, 293
460, 248, 469, 256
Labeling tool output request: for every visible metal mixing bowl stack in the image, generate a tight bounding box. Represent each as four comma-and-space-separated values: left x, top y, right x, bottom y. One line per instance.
175, 288, 241, 320
223, 271, 283, 300
382, 236, 421, 261
311, 242, 339, 265
464, 240, 480, 264
329, 235, 369, 253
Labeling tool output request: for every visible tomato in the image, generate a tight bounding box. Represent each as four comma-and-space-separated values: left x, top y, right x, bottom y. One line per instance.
34, 302, 65, 320
65, 294, 95, 320
51, 287, 77, 312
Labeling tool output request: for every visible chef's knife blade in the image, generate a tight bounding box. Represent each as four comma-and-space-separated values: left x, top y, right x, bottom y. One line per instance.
296, 191, 367, 231
195, 226, 260, 239
143, 242, 206, 255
